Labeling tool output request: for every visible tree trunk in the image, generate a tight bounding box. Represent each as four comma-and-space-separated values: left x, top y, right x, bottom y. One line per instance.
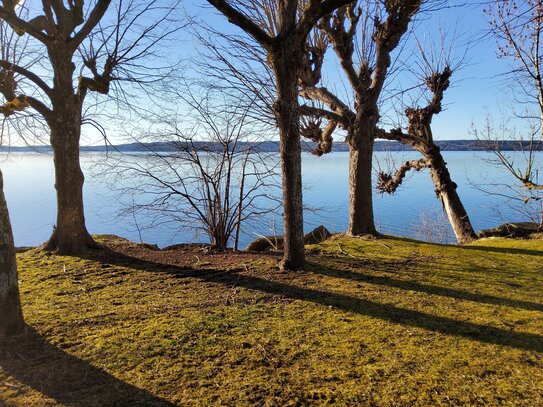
234, 156, 247, 252
426, 147, 476, 244
272, 44, 305, 270
0, 170, 25, 338
44, 110, 97, 255
348, 124, 378, 236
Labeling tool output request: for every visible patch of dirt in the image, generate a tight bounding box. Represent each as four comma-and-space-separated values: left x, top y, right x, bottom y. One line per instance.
98, 235, 282, 271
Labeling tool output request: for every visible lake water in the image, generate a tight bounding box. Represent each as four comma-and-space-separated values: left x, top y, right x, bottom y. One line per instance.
1, 151, 539, 248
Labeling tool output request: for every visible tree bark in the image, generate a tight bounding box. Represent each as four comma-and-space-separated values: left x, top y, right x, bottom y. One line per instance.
426, 147, 476, 244
44, 107, 97, 254
43, 47, 97, 255
272, 42, 305, 270
348, 122, 378, 236
0, 170, 25, 338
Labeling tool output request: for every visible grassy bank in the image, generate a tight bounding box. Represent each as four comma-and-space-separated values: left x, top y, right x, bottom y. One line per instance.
1, 235, 542, 406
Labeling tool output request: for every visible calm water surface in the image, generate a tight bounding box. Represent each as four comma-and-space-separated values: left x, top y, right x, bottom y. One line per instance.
0, 151, 535, 248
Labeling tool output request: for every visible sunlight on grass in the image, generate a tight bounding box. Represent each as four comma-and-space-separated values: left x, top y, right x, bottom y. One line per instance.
1, 235, 542, 406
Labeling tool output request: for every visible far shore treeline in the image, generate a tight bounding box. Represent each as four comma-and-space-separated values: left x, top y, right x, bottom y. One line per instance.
1, 140, 541, 154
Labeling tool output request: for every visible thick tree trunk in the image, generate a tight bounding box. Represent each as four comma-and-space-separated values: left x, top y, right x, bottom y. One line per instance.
44, 110, 97, 255
42, 48, 97, 255
426, 148, 476, 244
273, 45, 305, 270
0, 170, 25, 338
348, 125, 378, 236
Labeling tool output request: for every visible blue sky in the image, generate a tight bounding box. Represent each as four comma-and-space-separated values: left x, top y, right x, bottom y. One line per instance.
182, 0, 513, 141
414, 1, 509, 140
63, 0, 519, 145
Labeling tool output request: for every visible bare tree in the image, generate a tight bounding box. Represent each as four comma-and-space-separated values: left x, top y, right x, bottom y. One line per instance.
0, 1, 179, 254
0, 169, 24, 338
299, 0, 422, 237
100, 89, 280, 252
376, 65, 476, 244
471, 115, 543, 227
206, 0, 355, 269
473, 0, 543, 211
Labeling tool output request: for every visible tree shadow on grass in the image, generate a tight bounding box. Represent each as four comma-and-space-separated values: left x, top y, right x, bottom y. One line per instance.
83, 247, 543, 354
457, 244, 543, 257
309, 263, 543, 312
386, 236, 543, 257
0, 326, 174, 407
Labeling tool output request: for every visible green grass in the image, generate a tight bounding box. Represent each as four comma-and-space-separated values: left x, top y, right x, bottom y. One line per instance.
1, 235, 542, 406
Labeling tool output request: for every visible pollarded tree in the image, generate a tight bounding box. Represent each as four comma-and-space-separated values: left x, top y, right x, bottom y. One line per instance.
376, 66, 477, 244
0, 169, 25, 338
0, 1, 178, 255
299, 0, 422, 236
206, 0, 356, 270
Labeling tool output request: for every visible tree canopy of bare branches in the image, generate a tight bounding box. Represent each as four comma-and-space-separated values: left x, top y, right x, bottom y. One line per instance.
472, 0, 543, 225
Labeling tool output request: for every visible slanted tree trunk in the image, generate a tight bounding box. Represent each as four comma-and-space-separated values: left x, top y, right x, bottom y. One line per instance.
426, 146, 476, 244
348, 120, 378, 236
0, 170, 25, 338
44, 103, 96, 254
377, 67, 477, 245
272, 43, 305, 270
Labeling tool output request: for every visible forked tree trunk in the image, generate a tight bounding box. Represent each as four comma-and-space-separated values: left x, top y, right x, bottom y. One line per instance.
348, 123, 378, 236
44, 108, 97, 255
273, 44, 305, 270
0, 170, 25, 338
426, 147, 476, 244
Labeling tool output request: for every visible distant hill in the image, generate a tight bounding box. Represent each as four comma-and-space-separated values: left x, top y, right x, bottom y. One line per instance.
0, 139, 540, 153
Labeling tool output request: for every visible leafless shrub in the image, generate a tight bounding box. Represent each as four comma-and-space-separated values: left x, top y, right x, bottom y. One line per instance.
412, 206, 453, 244
98, 87, 280, 251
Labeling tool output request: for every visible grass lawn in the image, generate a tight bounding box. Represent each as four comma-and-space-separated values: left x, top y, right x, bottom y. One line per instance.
1, 234, 542, 406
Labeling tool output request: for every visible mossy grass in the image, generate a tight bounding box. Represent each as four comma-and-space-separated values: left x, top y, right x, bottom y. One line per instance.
1, 235, 542, 405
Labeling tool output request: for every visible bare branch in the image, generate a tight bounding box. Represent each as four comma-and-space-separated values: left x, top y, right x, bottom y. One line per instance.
206, 0, 274, 47
71, 0, 112, 49
0, 6, 49, 43
377, 158, 429, 193
0, 59, 52, 98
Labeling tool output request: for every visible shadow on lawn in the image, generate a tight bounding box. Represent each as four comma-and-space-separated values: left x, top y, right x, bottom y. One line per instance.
310, 263, 543, 312
84, 247, 543, 354
0, 326, 174, 407
459, 245, 543, 257
387, 236, 543, 257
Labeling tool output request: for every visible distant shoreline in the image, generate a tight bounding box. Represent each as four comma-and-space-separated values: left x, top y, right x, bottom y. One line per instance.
0, 139, 540, 153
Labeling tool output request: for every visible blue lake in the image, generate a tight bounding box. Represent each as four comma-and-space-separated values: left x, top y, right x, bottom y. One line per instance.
1, 151, 538, 248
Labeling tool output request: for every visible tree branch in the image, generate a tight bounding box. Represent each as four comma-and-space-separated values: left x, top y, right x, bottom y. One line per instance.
0, 7, 49, 43
206, 0, 274, 48
375, 127, 418, 145
70, 0, 112, 49
297, 0, 356, 38
377, 158, 429, 194
319, 5, 362, 91
300, 104, 348, 127
0, 60, 53, 98
25, 95, 53, 119
300, 85, 355, 122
